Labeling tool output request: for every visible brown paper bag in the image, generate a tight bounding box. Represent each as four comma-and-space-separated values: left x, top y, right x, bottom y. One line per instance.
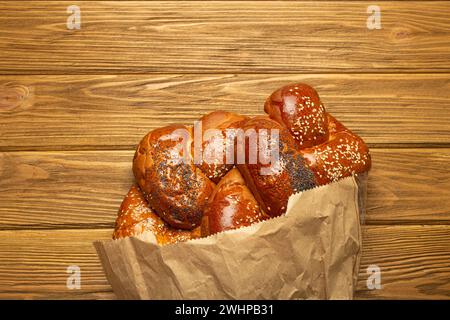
94, 176, 362, 300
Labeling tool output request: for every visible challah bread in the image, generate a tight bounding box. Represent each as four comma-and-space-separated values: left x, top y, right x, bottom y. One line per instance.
113, 184, 200, 245
201, 168, 269, 236
195, 111, 248, 183
265, 83, 328, 149
264, 84, 371, 185
236, 116, 316, 217
299, 114, 371, 185
133, 124, 215, 229
114, 83, 371, 243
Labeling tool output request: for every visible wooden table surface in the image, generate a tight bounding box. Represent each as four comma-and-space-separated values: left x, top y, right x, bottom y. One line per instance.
0, 1, 449, 299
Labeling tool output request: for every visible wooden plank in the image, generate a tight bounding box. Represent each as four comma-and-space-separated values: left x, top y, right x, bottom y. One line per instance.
0, 151, 133, 229
0, 148, 448, 229
1, 74, 449, 149
0, 226, 448, 299
0, 229, 115, 299
366, 148, 450, 224
356, 225, 450, 299
0, 2, 449, 74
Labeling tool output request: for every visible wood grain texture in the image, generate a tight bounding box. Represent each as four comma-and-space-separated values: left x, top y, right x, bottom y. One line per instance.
0, 2, 449, 74
367, 148, 450, 224
0, 151, 133, 229
0, 226, 448, 299
0, 0, 448, 301
1, 74, 449, 149
0, 229, 115, 299
0, 148, 448, 229
356, 225, 450, 299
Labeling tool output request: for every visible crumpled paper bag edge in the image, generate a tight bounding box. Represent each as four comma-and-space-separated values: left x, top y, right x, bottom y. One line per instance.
94, 175, 362, 300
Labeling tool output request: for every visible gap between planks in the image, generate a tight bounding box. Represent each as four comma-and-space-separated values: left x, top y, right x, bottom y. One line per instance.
3, 71, 450, 76
1, 222, 450, 232
1, 143, 450, 152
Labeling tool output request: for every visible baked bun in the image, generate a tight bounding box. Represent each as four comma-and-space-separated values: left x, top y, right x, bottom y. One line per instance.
133, 124, 215, 229
264, 83, 328, 149
299, 114, 371, 185
264, 83, 371, 185
202, 168, 269, 236
236, 116, 316, 217
113, 184, 200, 245
196, 111, 248, 183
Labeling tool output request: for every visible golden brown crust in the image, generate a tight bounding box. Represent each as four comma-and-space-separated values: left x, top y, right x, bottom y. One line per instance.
116, 83, 371, 244
236, 116, 316, 217
133, 124, 215, 229
195, 111, 248, 183
300, 114, 371, 185
265, 83, 371, 186
113, 185, 200, 245
264, 83, 329, 149
202, 168, 269, 236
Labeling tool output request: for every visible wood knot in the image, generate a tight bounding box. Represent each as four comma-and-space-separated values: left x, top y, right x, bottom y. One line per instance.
0, 83, 33, 112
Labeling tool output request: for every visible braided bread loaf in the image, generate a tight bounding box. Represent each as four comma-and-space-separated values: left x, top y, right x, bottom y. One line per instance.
113, 83, 371, 245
